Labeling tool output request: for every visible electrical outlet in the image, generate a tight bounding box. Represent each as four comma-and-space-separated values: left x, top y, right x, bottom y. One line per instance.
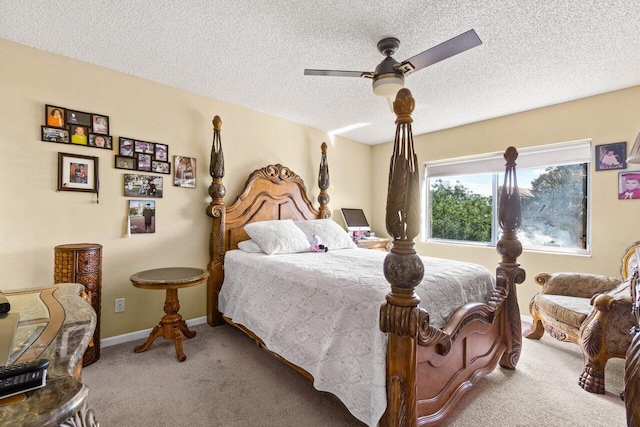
115, 298, 125, 313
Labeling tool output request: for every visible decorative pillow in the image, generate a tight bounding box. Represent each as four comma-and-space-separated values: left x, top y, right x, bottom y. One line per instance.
244, 219, 310, 255
294, 219, 357, 250
237, 239, 264, 253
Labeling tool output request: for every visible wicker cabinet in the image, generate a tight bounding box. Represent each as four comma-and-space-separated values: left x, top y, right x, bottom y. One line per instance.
54, 243, 102, 366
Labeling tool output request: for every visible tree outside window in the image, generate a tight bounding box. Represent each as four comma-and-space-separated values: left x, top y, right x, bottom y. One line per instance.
427, 163, 588, 251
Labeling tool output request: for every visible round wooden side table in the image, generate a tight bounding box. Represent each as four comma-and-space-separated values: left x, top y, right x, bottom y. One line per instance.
130, 267, 209, 362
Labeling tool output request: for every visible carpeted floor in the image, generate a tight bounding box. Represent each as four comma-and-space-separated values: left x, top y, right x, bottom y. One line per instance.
82, 322, 627, 426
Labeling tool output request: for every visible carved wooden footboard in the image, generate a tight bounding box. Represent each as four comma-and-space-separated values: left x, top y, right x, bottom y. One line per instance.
206, 90, 524, 426
379, 89, 524, 426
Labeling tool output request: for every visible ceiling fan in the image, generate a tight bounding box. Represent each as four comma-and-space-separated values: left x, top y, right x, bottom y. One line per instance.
304, 29, 482, 101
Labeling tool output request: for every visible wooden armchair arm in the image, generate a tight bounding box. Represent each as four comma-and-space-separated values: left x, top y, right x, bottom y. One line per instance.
534, 272, 621, 298
590, 291, 632, 312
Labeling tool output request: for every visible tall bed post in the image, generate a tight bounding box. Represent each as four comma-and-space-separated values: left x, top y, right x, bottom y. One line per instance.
379, 88, 423, 427
318, 142, 331, 219
496, 147, 526, 368
206, 115, 226, 326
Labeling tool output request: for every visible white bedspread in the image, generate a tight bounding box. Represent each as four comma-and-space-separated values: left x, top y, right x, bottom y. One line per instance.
219, 248, 494, 426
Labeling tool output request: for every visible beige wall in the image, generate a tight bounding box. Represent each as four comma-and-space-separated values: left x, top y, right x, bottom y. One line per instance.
372, 85, 640, 312
0, 39, 373, 338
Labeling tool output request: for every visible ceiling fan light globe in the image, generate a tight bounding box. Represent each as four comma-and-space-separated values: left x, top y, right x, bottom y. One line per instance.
372, 74, 404, 98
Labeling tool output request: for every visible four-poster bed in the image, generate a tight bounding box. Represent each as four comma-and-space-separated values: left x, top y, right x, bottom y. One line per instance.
206, 89, 525, 426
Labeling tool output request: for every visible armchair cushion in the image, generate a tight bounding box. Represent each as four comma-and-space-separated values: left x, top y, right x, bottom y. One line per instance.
537, 295, 590, 328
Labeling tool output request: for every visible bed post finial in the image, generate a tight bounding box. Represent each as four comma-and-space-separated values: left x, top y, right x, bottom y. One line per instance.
209, 115, 225, 201
379, 88, 422, 427
207, 115, 226, 326
495, 146, 526, 369
318, 142, 331, 219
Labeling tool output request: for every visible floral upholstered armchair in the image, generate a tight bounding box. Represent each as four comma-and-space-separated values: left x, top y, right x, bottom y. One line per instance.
524, 241, 640, 394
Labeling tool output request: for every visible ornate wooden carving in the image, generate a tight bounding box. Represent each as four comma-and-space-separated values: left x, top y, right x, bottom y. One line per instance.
207, 115, 226, 326
625, 264, 640, 425
318, 142, 331, 219
626, 332, 640, 426
496, 147, 526, 369
209, 115, 225, 199
379, 88, 423, 427
545, 325, 568, 341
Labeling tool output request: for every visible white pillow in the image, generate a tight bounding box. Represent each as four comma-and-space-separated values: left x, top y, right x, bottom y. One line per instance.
244, 219, 310, 255
294, 219, 357, 250
237, 239, 264, 253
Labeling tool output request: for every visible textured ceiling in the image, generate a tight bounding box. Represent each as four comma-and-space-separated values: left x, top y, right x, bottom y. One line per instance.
2, 1, 640, 145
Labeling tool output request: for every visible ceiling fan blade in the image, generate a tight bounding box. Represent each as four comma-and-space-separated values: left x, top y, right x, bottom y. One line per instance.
397, 29, 482, 74
304, 69, 375, 79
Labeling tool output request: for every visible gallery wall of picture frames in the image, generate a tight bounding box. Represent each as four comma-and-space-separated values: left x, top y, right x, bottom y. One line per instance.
116, 137, 170, 174
43, 104, 113, 150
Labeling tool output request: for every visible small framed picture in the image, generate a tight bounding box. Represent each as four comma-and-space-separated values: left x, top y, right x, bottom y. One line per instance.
135, 140, 154, 154
42, 126, 69, 143
152, 161, 171, 174
596, 142, 627, 171
124, 174, 163, 198
66, 110, 92, 127
69, 125, 89, 146
137, 153, 152, 172
155, 144, 168, 161
115, 156, 137, 170
45, 105, 66, 129
619, 172, 640, 200
129, 200, 155, 234
119, 137, 135, 157
58, 152, 99, 193
88, 134, 112, 149
174, 156, 196, 188
91, 114, 109, 135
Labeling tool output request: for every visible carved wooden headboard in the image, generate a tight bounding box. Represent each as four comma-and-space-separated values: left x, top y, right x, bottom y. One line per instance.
223, 164, 321, 251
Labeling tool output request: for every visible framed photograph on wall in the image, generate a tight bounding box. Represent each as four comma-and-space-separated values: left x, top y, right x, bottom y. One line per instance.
66, 110, 92, 127
42, 126, 69, 143
137, 153, 152, 172
119, 137, 135, 156
129, 200, 155, 234
115, 156, 137, 170
155, 144, 168, 161
618, 172, 640, 199
69, 124, 89, 146
124, 174, 163, 198
45, 105, 66, 128
88, 134, 112, 149
595, 142, 627, 171
135, 140, 154, 154
174, 156, 196, 188
91, 114, 109, 135
151, 161, 170, 174
58, 152, 99, 193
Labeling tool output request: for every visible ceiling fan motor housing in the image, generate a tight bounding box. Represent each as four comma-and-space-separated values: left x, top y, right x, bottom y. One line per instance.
373, 55, 405, 97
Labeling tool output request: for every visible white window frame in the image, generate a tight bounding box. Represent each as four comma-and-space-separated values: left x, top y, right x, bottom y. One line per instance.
423, 140, 592, 255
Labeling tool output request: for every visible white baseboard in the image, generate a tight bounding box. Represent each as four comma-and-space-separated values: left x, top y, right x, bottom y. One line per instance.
101, 316, 208, 348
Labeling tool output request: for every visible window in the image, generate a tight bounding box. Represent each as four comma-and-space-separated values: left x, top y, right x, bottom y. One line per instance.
424, 140, 591, 253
